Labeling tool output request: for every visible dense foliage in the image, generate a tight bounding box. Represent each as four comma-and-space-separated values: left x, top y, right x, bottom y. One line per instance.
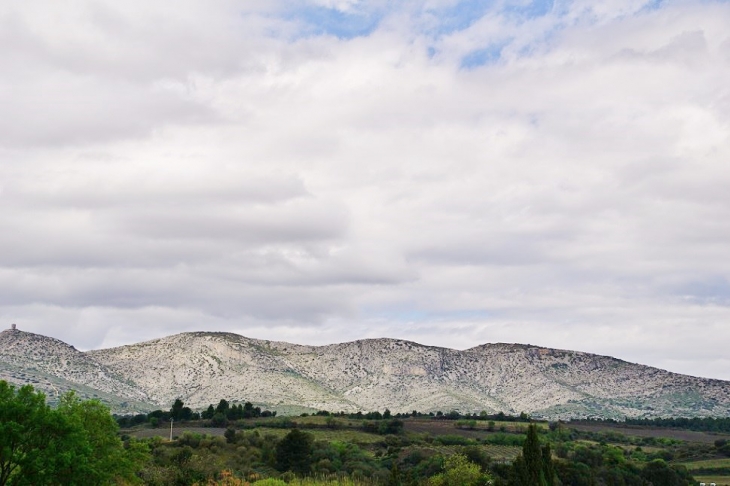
4, 382, 727, 485
579, 416, 730, 433
121, 407, 705, 485
0, 381, 144, 485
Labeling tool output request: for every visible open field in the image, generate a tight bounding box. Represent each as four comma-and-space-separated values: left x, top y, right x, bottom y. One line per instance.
125, 419, 523, 464
257, 427, 385, 444
569, 422, 730, 444
481, 444, 521, 461
127, 416, 730, 445
127, 424, 385, 445
128, 426, 226, 439
403, 418, 536, 438
399, 442, 521, 463
694, 476, 730, 486
679, 458, 730, 470
117, 414, 730, 484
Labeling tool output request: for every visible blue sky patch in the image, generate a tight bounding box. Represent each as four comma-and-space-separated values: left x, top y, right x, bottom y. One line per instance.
640, 0, 665, 13
503, 0, 555, 19
426, 0, 496, 36
673, 276, 730, 304
461, 43, 507, 68
286, 6, 383, 39
428, 0, 555, 35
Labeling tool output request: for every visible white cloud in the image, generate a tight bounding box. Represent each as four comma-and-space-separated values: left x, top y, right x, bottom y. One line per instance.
1, 0, 730, 380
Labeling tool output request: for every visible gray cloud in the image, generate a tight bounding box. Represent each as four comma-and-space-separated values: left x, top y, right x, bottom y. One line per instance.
1, 0, 730, 380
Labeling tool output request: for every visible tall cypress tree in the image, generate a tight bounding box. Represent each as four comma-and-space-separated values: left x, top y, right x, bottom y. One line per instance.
524, 424, 546, 485
542, 442, 556, 486
512, 424, 548, 485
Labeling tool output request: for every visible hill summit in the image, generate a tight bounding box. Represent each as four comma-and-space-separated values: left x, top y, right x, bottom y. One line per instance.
2, 326, 729, 419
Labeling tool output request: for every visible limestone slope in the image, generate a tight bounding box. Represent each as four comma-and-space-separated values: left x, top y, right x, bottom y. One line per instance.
2, 328, 729, 419
0, 328, 150, 410
90, 332, 730, 419
87, 332, 360, 412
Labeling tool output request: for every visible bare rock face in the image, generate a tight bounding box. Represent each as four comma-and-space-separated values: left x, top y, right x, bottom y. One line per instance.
0, 328, 151, 410
87, 332, 358, 412
2, 327, 730, 419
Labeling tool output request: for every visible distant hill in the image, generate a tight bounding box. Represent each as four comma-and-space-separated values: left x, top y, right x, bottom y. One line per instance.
2, 327, 729, 419
0, 327, 151, 411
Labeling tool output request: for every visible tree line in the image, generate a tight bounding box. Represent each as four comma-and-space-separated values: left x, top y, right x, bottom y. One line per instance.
114, 398, 277, 428
1, 380, 705, 485
577, 415, 730, 433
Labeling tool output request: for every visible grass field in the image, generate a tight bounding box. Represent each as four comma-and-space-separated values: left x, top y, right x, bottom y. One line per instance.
481, 444, 521, 461
202, 472, 378, 485
569, 423, 730, 444
399, 442, 521, 463
122, 415, 730, 486
252, 415, 330, 426
129, 426, 226, 439
128, 424, 385, 445
678, 458, 730, 470
694, 476, 730, 486
255, 427, 385, 444
403, 418, 536, 438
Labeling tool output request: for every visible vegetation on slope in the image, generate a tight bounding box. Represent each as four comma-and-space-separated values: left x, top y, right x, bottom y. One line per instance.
5, 381, 730, 485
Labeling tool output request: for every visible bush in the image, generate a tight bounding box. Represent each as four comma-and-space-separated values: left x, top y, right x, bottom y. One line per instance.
211, 412, 228, 427
434, 435, 476, 446
456, 420, 477, 430
276, 429, 314, 474
428, 453, 493, 486
483, 433, 524, 446
251, 479, 287, 486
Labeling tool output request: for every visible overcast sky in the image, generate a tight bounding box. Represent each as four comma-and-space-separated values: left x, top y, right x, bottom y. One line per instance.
1, 0, 729, 380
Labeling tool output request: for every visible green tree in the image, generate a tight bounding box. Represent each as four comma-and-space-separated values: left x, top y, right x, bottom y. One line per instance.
428, 453, 493, 486
462, 445, 492, 472
0, 381, 145, 486
541, 442, 556, 486
170, 398, 192, 420
215, 399, 229, 415
388, 460, 402, 486
56, 392, 139, 484
275, 429, 314, 474
202, 404, 215, 419
211, 412, 228, 427
0, 382, 74, 486
171, 398, 184, 419
512, 424, 554, 486
640, 459, 694, 486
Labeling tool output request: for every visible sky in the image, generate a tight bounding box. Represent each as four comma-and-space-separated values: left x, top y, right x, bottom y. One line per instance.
1, 0, 729, 380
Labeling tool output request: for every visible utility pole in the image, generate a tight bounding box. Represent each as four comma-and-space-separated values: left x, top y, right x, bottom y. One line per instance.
170, 418, 174, 441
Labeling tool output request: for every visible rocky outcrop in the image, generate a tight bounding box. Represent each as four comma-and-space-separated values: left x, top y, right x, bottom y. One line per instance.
2, 327, 729, 419
0, 327, 151, 410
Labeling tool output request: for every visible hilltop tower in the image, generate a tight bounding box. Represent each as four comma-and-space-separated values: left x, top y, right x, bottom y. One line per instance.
10, 323, 16, 330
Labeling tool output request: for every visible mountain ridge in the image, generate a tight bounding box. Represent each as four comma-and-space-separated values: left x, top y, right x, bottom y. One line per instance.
1, 327, 729, 419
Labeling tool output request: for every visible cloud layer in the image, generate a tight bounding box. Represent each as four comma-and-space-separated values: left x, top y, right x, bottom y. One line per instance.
1, 0, 729, 379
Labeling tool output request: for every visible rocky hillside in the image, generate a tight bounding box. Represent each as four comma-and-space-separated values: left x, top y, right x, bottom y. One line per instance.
0, 327, 151, 411
2, 327, 729, 419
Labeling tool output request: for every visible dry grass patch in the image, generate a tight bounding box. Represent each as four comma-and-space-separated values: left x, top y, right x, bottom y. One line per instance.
679, 458, 730, 470
693, 476, 730, 486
